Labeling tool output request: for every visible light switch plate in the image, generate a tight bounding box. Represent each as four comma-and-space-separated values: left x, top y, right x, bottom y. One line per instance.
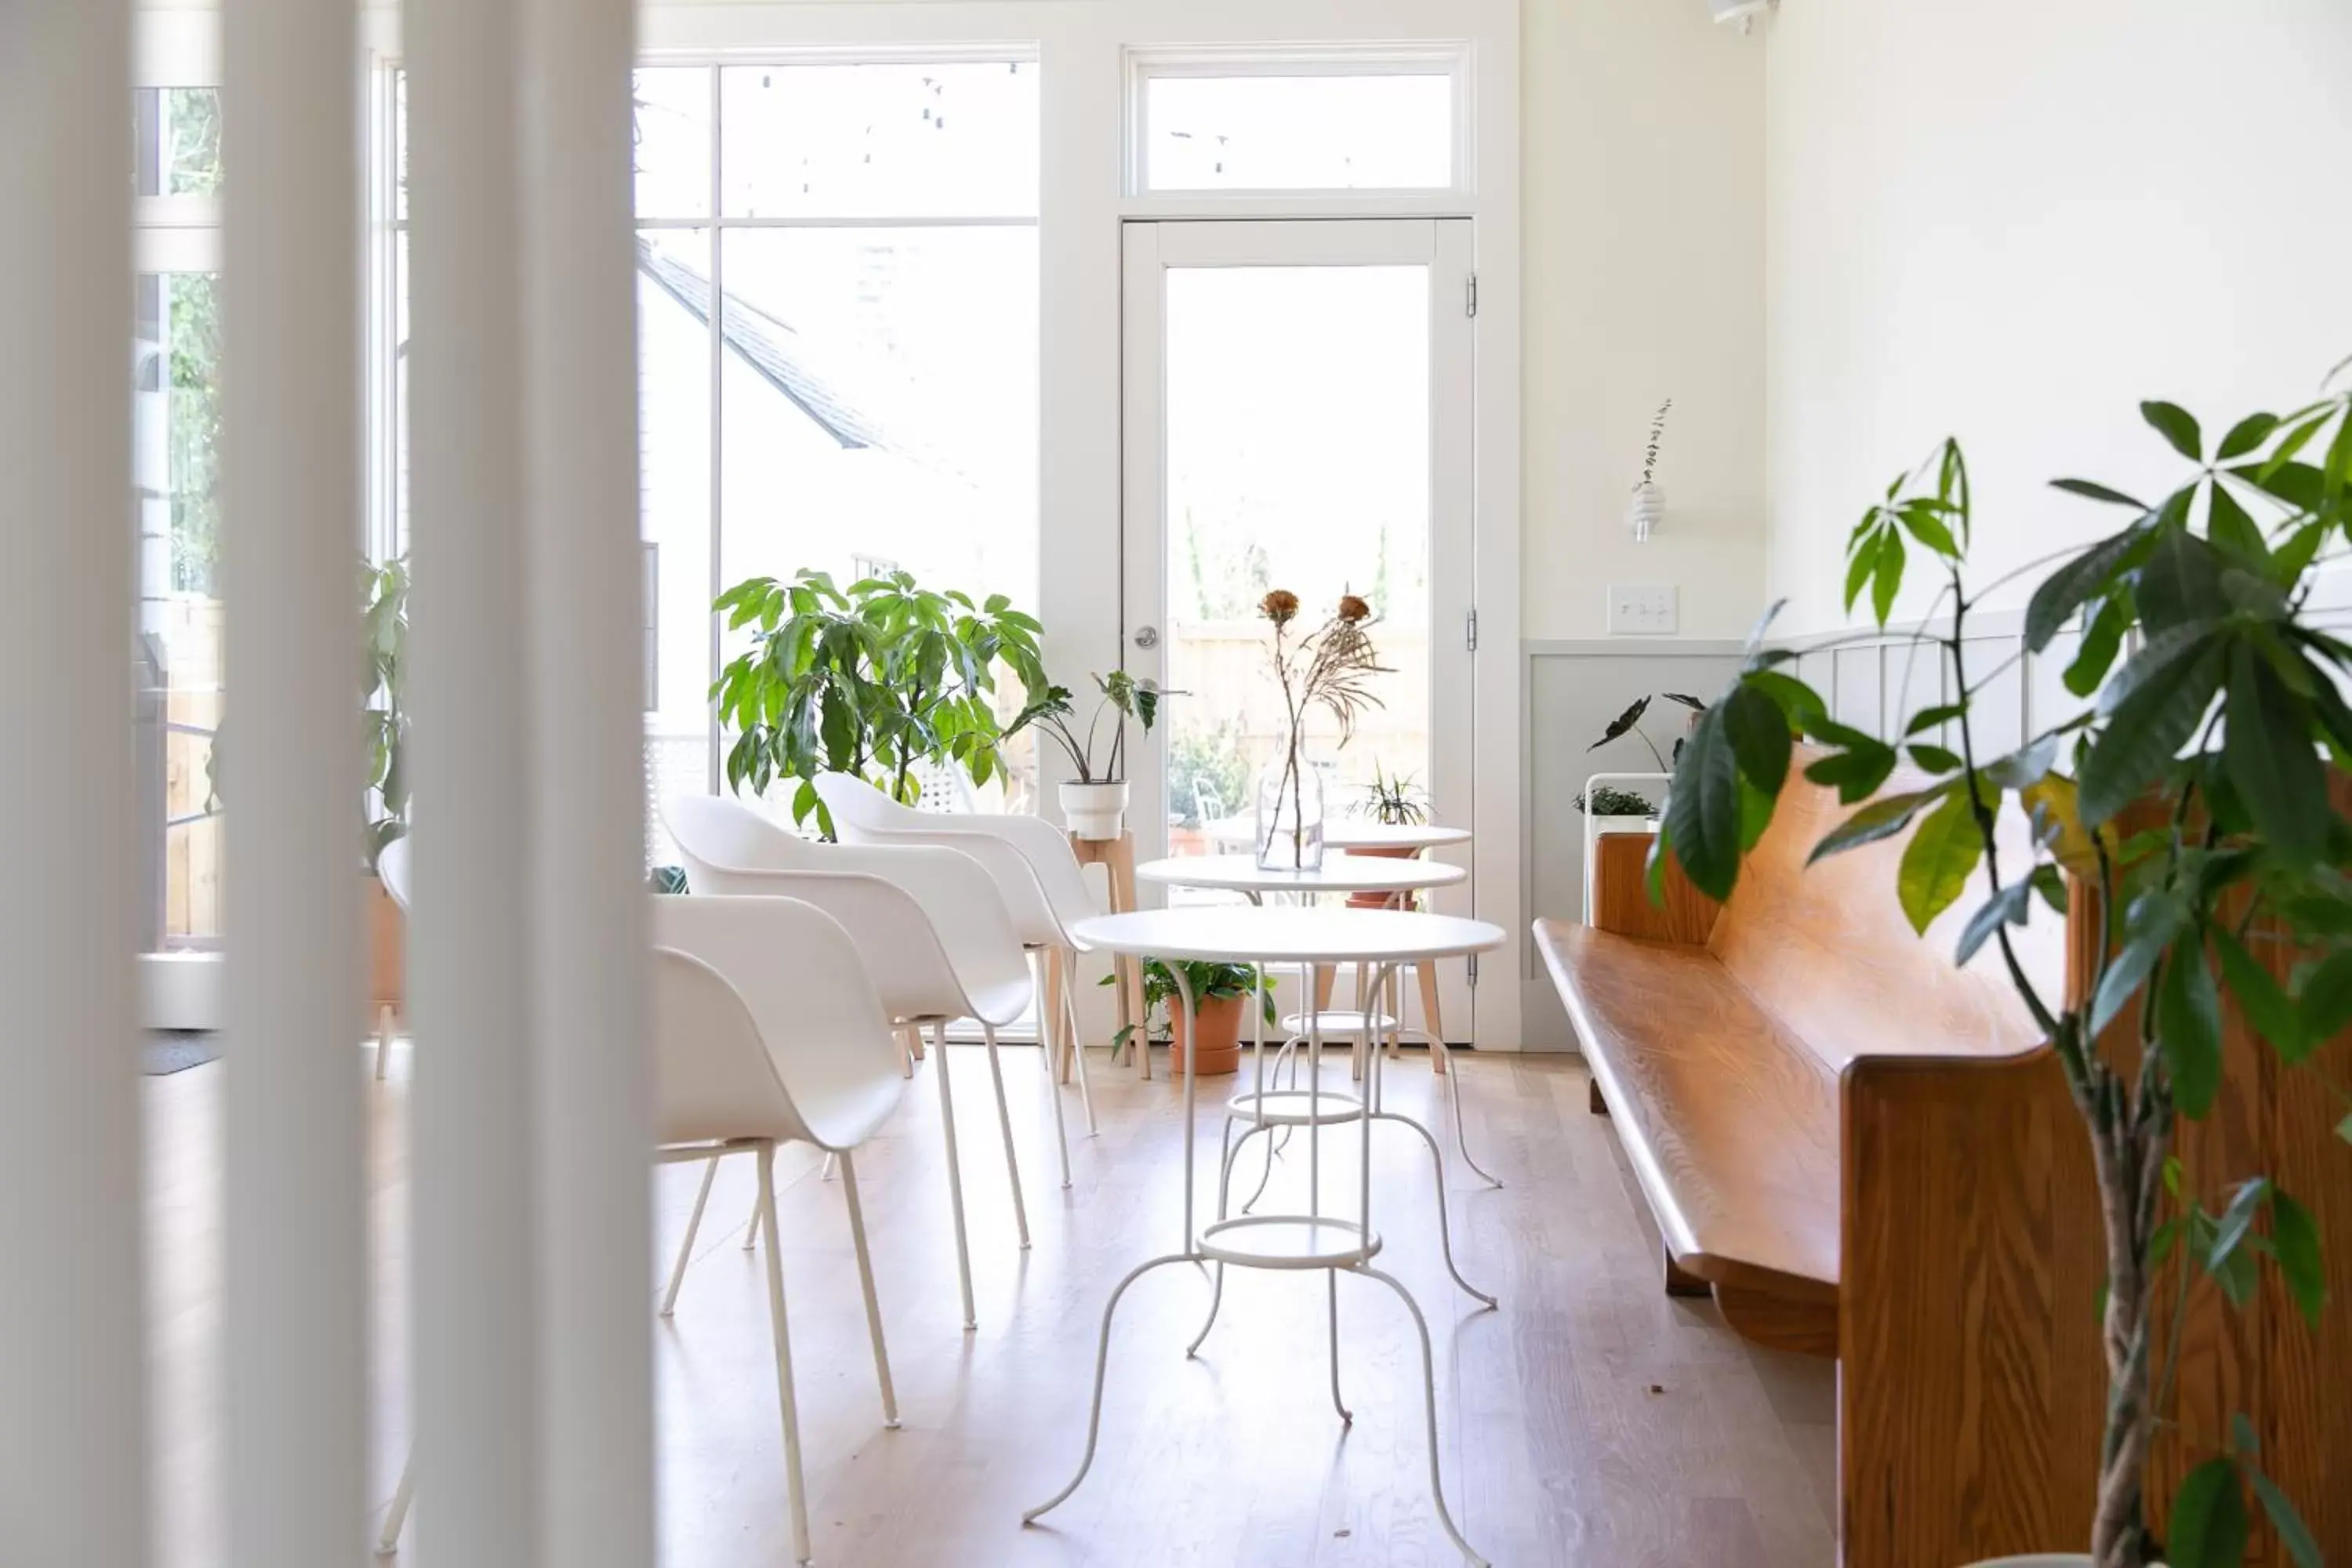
1607, 583, 1679, 636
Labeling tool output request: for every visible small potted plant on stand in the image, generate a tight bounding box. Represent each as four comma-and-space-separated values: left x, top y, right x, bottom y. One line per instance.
361, 556, 410, 1031
1010, 669, 1163, 840
1348, 763, 1428, 909
1109, 959, 1279, 1076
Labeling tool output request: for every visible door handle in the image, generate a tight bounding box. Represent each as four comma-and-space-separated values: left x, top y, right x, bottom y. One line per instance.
1132, 625, 1160, 649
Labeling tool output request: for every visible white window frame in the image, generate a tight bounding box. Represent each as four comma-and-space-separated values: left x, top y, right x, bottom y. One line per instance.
1123, 42, 1472, 202
365, 0, 1526, 1049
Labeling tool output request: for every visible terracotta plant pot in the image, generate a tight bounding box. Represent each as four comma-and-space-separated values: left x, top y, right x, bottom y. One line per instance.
1167, 992, 1246, 1076
366, 871, 405, 1018
1347, 840, 1421, 909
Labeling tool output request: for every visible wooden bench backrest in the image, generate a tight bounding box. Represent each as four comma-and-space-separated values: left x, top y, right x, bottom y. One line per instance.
1707, 759, 2060, 1076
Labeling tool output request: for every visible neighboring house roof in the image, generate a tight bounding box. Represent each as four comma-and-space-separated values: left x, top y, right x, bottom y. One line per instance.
633, 237, 894, 453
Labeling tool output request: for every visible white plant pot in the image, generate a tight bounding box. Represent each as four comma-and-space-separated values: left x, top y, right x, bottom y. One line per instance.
1630, 480, 1665, 542
1060, 780, 1130, 841
1962, 1556, 2103, 1567
1589, 813, 1661, 837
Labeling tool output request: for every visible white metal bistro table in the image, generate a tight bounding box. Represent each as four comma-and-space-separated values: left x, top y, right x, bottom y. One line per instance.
1134, 852, 1500, 1190
1023, 906, 1508, 1567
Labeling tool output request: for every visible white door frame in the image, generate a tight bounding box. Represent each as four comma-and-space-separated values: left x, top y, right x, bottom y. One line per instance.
1120, 216, 1479, 1040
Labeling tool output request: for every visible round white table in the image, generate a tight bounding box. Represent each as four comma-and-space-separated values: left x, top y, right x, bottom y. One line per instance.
1201, 815, 1473, 854
1024, 906, 1505, 1568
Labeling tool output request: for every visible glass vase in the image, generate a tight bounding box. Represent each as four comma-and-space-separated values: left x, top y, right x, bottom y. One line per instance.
1253, 742, 1326, 872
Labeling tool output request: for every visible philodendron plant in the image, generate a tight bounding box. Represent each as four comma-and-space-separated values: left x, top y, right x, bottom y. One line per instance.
1657, 362, 2352, 1568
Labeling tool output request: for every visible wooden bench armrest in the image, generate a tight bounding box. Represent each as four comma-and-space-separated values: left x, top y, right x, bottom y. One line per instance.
1589, 831, 1720, 944
1839, 1046, 2102, 1565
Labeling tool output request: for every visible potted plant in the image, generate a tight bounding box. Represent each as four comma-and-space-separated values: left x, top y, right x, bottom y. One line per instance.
1348, 763, 1428, 908
1255, 589, 1391, 871
710, 569, 1047, 838
1571, 782, 1660, 833
1008, 669, 1163, 840
1657, 366, 2352, 1568
1108, 958, 1280, 1076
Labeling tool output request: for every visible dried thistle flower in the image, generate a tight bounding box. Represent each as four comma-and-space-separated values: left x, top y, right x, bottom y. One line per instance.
1260, 589, 1301, 625
1338, 593, 1371, 624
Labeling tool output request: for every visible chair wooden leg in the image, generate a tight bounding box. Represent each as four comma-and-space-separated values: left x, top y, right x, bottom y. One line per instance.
375, 1004, 396, 1081
755, 1142, 815, 1566
1060, 959, 1097, 1137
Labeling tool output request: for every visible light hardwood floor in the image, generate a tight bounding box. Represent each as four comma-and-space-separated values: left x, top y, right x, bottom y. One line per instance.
144, 1043, 1834, 1566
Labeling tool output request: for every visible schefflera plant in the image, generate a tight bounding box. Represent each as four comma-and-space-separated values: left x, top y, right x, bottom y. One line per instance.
1654, 364, 2352, 1568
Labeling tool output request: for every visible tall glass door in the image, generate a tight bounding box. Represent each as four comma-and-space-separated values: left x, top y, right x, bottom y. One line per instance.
1120, 219, 1476, 1038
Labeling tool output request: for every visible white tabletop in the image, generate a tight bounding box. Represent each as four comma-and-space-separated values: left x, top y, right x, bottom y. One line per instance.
1202, 815, 1473, 852
1069, 906, 1505, 966
1135, 853, 1468, 896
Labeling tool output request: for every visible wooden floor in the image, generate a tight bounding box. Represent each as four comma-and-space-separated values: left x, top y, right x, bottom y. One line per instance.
144, 1042, 1834, 1566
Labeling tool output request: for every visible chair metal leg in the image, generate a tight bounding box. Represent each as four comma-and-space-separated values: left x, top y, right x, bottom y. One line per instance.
1327, 1269, 1352, 1424
981, 1025, 1044, 1231
1021, 1251, 1195, 1526
755, 1142, 816, 1566
837, 1149, 900, 1429
933, 1021, 978, 1330
1357, 1267, 1488, 1567
660, 1155, 721, 1318
1060, 959, 1098, 1137
374, 1004, 396, 1081
375, 1447, 415, 1555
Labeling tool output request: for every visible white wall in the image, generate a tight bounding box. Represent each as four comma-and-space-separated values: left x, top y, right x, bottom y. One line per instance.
1521, 0, 1768, 642
1765, 0, 2352, 637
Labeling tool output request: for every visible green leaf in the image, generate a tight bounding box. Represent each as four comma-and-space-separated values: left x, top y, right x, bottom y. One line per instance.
1807, 786, 1948, 865
1905, 703, 1966, 738
2079, 642, 2226, 827
2223, 642, 2327, 861
2052, 476, 2150, 510
2136, 520, 2230, 634
1908, 743, 1962, 774
1741, 669, 1827, 729
1983, 735, 2060, 792
2296, 949, 2352, 1044
2216, 412, 2281, 461
2248, 1466, 2323, 1568
1844, 528, 1884, 617
1955, 880, 2031, 967
1896, 789, 1984, 935
1722, 682, 1794, 793
1802, 741, 1899, 805
2158, 931, 2223, 1118
2209, 1178, 2272, 1275
1663, 702, 1745, 902
2065, 593, 2131, 698
1896, 502, 1962, 559
2143, 399, 2203, 461
2091, 896, 2187, 1035
2026, 523, 2152, 653
2207, 482, 2267, 561
2212, 927, 2303, 1062
2270, 1189, 2326, 1326
2169, 1457, 2248, 1568
1871, 526, 1906, 626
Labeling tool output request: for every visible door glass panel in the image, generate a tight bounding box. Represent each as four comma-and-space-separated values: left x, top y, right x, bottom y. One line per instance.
134, 270, 226, 946
1143, 74, 1454, 192
1160, 264, 1432, 866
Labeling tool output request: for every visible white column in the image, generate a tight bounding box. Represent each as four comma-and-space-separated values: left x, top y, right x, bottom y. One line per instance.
406, 0, 542, 1559
220, 0, 368, 1562
522, 0, 655, 1560
0, 3, 150, 1563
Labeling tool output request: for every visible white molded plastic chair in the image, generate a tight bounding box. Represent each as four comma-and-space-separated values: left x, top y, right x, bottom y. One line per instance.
666, 793, 1054, 1330
372, 836, 412, 1081
379, 895, 905, 1566
815, 773, 1102, 1121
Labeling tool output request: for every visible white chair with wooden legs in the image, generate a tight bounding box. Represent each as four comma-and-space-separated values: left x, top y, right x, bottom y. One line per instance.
372, 837, 413, 1080
665, 795, 1044, 1330
378, 895, 906, 1566
815, 772, 1105, 1113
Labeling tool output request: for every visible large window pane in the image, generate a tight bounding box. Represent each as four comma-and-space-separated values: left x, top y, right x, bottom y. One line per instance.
1144, 73, 1454, 192
1160, 265, 1432, 855
633, 67, 710, 220
637, 230, 714, 863
135, 87, 223, 198
134, 271, 226, 944
720, 62, 1039, 219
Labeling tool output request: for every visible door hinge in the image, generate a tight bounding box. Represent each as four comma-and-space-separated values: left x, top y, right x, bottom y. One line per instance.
1465, 273, 1479, 318
1465, 607, 1479, 652
1467, 953, 1479, 987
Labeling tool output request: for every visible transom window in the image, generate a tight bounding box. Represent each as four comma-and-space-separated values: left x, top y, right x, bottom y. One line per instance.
1130, 50, 1465, 195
